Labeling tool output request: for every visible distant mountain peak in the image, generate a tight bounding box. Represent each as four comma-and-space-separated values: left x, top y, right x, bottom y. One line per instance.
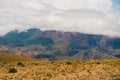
0, 28, 120, 60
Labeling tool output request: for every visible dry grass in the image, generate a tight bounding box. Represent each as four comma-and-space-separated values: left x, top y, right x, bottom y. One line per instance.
0, 59, 120, 80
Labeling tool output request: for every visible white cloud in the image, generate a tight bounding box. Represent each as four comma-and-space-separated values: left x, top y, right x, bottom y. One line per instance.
51, 0, 112, 13
0, 0, 120, 36
40, 10, 120, 36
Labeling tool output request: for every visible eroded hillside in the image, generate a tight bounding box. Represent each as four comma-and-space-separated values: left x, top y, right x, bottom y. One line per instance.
0, 28, 120, 60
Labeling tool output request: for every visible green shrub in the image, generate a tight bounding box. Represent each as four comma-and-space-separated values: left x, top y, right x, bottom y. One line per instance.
8, 68, 17, 73
17, 62, 25, 67
3, 62, 7, 64
66, 61, 72, 65
47, 73, 52, 78
43, 77, 48, 80
96, 62, 100, 64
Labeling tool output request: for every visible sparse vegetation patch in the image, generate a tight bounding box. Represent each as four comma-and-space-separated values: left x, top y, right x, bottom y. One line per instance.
8, 68, 17, 73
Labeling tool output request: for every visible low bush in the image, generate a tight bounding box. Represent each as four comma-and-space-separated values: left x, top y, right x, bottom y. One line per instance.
8, 68, 17, 73
17, 62, 25, 67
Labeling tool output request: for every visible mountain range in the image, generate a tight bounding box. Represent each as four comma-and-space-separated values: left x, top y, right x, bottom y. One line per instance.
0, 28, 120, 60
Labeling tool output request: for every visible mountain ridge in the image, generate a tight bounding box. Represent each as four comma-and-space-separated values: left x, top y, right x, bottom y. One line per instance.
0, 28, 120, 60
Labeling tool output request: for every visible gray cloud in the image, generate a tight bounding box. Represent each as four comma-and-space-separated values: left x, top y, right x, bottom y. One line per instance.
0, 0, 120, 36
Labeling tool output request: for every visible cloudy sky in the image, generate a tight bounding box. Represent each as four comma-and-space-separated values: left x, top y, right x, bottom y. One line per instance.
0, 0, 120, 36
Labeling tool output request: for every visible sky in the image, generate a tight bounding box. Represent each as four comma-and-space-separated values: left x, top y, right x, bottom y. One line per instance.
0, 0, 120, 36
